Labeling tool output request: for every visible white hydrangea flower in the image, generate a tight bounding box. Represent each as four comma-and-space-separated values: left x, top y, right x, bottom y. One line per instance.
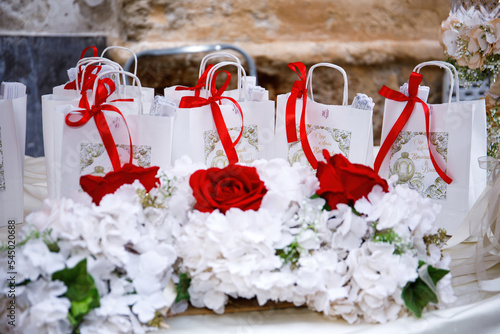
16, 279, 71, 334
16, 238, 66, 282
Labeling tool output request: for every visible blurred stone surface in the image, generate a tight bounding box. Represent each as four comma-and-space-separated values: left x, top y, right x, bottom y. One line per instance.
0, 0, 119, 35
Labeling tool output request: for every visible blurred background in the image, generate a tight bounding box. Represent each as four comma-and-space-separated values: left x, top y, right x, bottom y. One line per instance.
0, 0, 454, 157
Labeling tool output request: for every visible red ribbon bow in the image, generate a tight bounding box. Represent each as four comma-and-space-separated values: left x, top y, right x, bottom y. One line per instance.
285, 62, 319, 169
374, 72, 452, 184
64, 46, 100, 91
178, 70, 244, 165
65, 78, 133, 171
175, 64, 214, 98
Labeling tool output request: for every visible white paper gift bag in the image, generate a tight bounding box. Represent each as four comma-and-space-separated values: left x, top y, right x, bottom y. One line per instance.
375, 63, 486, 234
275, 62, 374, 169
0, 82, 27, 226
172, 61, 275, 166
56, 72, 172, 200
413, 61, 487, 209
43, 53, 156, 199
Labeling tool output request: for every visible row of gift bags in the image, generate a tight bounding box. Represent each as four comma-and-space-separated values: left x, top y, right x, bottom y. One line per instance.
42, 46, 172, 201
42, 48, 486, 234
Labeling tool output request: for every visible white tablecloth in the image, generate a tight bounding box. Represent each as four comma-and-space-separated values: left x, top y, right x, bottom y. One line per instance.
2, 156, 500, 333
160, 294, 500, 334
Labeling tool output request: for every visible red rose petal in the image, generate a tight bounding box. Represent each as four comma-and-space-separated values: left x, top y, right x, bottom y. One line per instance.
80, 164, 160, 205
316, 149, 388, 210
189, 164, 267, 214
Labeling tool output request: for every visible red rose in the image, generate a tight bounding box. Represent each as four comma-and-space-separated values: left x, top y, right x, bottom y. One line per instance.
316, 150, 388, 210
80, 163, 160, 205
189, 164, 268, 214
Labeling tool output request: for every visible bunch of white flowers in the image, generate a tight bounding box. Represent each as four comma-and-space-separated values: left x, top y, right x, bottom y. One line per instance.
170, 159, 455, 324
0, 180, 178, 334
0, 156, 456, 332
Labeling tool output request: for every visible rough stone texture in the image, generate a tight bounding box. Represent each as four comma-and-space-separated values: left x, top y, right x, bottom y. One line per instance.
119, 0, 448, 43
0, 0, 119, 35
0, 36, 107, 157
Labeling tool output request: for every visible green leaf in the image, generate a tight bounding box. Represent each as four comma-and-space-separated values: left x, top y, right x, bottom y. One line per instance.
52, 258, 100, 330
175, 273, 191, 303
402, 278, 437, 318
427, 265, 450, 285
402, 263, 450, 318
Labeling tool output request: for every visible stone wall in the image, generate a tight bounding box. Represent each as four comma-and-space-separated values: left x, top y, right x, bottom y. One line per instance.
1, 0, 452, 154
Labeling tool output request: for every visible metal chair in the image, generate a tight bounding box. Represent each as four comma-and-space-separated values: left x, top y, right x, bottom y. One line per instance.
123, 44, 257, 84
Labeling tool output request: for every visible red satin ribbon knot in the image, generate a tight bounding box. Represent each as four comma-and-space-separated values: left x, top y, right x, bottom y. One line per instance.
178, 70, 244, 165
374, 72, 452, 184
65, 78, 134, 171
64, 46, 100, 91
175, 64, 214, 98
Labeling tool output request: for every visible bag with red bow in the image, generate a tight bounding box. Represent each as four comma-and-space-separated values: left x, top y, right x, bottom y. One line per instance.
375, 61, 487, 234
42, 46, 158, 199
275, 62, 374, 170
54, 69, 172, 202
172, 61, 275, 166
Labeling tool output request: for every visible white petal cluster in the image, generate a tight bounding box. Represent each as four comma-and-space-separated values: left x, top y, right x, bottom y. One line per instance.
2, 180, 178, 333
171, 159, 454, 324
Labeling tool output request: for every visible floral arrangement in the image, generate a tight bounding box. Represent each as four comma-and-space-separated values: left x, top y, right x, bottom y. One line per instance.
1, 154, 455, 333
440, 9, 500, 85
440, 6, 500, 157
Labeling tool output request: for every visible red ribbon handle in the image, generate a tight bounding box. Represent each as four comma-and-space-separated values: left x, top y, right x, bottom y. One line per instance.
284, 62, 318, 169
175, 64, 214, 98
374, 72, 452, 184
179, 70, 244, 165
285, 62, 308, 143
65, 78, 133, 171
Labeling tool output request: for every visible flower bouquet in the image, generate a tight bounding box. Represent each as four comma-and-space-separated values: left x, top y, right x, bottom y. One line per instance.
1, 153, 455, 333
440, 4, 500, 157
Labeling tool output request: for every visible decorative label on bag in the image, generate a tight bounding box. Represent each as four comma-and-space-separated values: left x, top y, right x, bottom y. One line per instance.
204, 125, 259, 168
0, 126, 4, 192
287, 125, 351, 166
388, 131, 449, 200
80, 142, 152, 177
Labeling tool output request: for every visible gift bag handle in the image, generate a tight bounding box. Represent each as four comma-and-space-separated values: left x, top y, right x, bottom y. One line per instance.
306, 63, 349, 106
413, 61, 460, 103
101, 46, 138, 76
77, 58, 125, 93
92, 70, 143, 114
199, 52, 242, 78
206, 61, 249, 102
